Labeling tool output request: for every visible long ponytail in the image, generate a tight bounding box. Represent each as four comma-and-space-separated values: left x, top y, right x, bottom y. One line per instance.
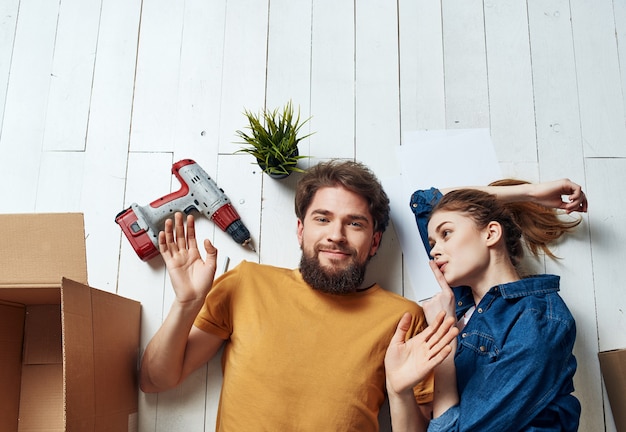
431, 180, 582, 266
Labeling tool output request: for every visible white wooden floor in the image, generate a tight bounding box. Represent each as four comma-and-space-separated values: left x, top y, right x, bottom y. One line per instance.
1, 0, 625, 431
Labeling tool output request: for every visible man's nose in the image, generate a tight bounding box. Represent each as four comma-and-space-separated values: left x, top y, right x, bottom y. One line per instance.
327, 222, 346, 242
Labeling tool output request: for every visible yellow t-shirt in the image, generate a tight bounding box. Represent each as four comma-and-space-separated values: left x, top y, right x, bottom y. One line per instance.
194, 260, 433, 431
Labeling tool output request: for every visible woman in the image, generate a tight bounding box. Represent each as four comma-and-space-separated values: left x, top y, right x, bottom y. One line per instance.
385, 179, 588, 432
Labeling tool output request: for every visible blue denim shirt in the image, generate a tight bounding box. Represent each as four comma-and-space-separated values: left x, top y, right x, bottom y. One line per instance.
410, 188, 581, 432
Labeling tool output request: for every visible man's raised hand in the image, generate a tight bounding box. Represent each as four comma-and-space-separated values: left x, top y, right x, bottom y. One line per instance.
159, 212, 218, 304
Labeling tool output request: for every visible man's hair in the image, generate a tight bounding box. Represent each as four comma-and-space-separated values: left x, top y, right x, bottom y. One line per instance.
294, 159, 390, 233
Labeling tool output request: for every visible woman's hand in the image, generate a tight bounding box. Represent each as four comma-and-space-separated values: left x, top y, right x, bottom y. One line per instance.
385, 310, 459, 395
529, 179, 588, 213
422, 261, 457, 324
159, 212, 218, 304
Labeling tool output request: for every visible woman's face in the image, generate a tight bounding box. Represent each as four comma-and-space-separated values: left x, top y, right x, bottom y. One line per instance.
427, 210, 490, 288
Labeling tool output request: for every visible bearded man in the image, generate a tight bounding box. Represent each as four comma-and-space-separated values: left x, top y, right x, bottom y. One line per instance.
139, 160, 450, 432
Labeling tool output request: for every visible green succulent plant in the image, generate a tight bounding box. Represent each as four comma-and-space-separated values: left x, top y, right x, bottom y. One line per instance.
235, 101, 313, 178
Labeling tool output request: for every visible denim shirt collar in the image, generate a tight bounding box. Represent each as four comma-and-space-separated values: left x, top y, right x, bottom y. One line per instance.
454, 274, 561, 318
498, 273, 561, 298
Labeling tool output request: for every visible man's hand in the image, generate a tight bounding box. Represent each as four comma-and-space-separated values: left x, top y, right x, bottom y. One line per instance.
159, 212, 218, 304
385, 310, 458, 396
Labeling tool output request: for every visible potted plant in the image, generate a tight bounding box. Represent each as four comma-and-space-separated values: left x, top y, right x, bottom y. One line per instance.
235, 101, 313, 179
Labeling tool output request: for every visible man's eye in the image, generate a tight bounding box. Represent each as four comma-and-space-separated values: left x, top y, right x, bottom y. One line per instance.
349, 222, 363, 228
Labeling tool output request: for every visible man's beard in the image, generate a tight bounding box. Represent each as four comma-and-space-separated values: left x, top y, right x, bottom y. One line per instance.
299, 247, 368, 295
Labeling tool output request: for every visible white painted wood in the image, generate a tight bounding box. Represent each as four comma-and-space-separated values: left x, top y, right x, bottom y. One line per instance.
0, 0, 58, 212
172, 0, 225, 163
570, 0, 626, 157
441, 0, 489, 129
217, 0, 268, 155
354, 1, 400, 178
527, 0, 581, 170
398, 0, 446, 132
615, 0, 626, 124
309, 0, 354, 159
483, 1, 537, 163
42, 0, 100, 151
36, 151, 85, 211
130, 0, 185, 153
266, 0, 312, 112
0, 0, 19, 131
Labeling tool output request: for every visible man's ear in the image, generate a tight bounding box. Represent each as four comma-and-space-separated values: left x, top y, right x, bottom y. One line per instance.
369, 231, 383, 257
297, 219, 304, 247
485, 221, 502, 247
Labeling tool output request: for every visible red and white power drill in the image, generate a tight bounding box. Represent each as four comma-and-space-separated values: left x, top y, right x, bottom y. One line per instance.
115, 159, 255, 261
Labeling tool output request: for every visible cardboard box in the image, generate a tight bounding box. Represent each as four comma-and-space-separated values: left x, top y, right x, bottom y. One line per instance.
0, 213, 141, 432
598, 348, 626, 432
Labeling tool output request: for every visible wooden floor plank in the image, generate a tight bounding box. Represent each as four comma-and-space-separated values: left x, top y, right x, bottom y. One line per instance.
130, 0, 185, 153
398, 0, 446, 132
0, 0, 59, 212
217, 0, 268, 155
310, 0, 355, 160
442, 0, 489, 129
42, 0, 100, 152
571, 0, 626, 157
0, 0, 19, 131
484, 1, 536, 163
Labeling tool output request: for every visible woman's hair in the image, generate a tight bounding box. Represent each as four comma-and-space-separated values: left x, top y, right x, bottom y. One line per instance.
431, 179, 582, 266
294, 160, 390, 233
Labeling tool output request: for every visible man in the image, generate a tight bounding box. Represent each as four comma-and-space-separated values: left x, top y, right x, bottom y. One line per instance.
139, 160, 455, 431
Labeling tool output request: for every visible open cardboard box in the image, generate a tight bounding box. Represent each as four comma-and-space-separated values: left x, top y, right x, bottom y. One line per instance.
0, 213, 141, 432
599, 348, 626, 432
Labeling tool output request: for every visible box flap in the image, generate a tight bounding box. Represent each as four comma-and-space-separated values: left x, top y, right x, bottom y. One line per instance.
0, 303, 25, 431
0, 213, 87, 288
61, 278, 141, 431
598, 348, 626, 431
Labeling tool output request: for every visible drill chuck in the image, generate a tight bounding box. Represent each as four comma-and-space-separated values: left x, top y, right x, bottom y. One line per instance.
226, 220, 253, 247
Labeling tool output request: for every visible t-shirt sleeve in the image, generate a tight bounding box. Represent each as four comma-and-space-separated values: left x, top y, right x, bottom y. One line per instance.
409, 187, 443, 257
193, 262, 246, 340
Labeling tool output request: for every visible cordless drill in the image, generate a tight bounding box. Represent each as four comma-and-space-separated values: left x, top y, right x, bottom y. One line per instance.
115, 159, 255, 261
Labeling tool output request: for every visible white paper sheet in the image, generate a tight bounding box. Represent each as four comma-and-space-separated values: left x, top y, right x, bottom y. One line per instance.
383, 129, 501, 301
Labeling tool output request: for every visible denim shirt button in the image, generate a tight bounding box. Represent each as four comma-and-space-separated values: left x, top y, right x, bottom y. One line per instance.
477, 308, 483, 313
412, 203, 418, 208
457, 301, 463, 306
461, 333, 467, 338
479, 346, 486, 352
